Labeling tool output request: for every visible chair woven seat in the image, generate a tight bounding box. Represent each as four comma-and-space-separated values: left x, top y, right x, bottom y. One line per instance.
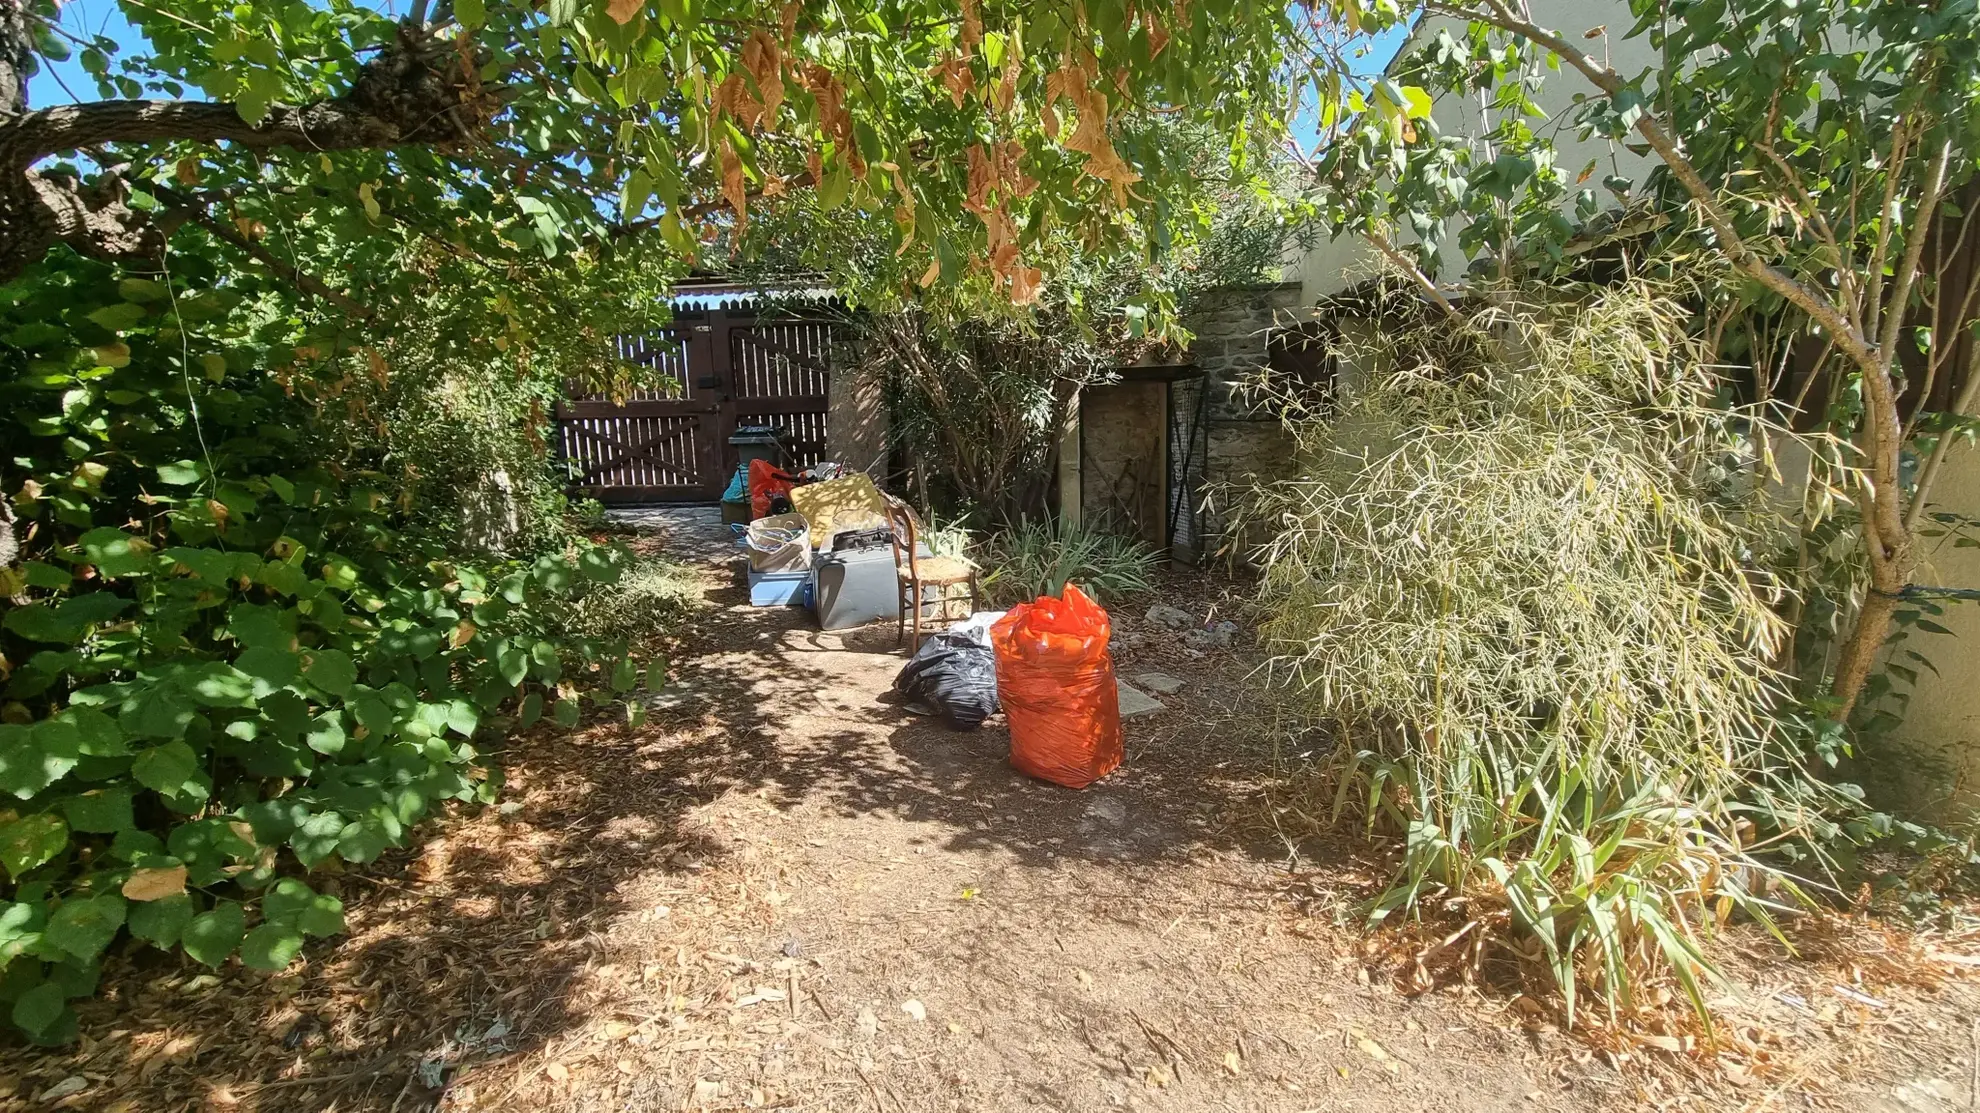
898, 555, 973, 584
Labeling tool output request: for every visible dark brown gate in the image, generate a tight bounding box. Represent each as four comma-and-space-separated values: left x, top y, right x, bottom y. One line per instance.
556, 308, 839, 503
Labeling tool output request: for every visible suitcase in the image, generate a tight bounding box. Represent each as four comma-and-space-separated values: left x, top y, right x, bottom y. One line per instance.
813, 546, 901, 630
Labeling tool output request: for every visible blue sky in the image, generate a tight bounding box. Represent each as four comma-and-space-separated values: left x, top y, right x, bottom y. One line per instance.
28, 2, 1407, 154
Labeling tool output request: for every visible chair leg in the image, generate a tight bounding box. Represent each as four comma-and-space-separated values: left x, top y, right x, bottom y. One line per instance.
897, 584, 907, 647
910, 580, 922, 647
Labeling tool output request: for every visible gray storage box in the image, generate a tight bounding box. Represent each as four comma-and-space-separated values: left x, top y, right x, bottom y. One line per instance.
813, 546, 900, 630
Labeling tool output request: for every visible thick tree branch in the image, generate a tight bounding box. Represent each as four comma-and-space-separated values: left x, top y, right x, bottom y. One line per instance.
1455, 0, 1878, 372
0, 16, 499, 283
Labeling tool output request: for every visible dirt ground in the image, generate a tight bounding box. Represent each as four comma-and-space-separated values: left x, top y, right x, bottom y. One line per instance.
3, 508, 1978, 1112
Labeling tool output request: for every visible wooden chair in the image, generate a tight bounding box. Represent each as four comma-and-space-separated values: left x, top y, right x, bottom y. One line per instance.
883, 496, 980, 649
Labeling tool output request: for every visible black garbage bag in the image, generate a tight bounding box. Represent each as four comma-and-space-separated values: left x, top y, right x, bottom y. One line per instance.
893, 630, 1000, 729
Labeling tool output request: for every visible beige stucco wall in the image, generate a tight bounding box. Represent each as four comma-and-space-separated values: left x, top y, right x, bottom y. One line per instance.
1882, 446, 1980, 820
1298, 0, 1657, 301
826, 357, 887, 476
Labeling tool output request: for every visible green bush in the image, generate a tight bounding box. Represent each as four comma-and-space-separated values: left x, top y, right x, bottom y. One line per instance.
0, 254, 654, 1043
980, 516, 1158, 607
1239, 286, 1854, 1026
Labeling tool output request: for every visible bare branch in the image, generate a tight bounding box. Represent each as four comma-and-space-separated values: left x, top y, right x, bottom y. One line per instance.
1876, 139, 1952, 373
1452, 0, 1877, 371
1363, 231, 1465, 325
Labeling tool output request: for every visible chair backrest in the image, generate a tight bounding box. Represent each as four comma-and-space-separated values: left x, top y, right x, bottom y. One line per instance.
882, 495, 920, 583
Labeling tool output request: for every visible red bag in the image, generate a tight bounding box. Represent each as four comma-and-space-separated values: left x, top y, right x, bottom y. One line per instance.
990, 584, 1123, 788
747, 458, 799, 519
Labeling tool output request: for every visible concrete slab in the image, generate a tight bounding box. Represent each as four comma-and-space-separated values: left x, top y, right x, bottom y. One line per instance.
1131, 671, 1186, 696
1116, 679, 1165, 719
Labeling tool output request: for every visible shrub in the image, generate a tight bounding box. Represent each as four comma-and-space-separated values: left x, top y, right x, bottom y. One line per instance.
1239, 285, 1846, 1026
0, 255, 656, 1042
981, 516, 1159, 607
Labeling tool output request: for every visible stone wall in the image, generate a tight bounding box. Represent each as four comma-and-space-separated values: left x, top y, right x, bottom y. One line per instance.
1186, 282, 1306, 554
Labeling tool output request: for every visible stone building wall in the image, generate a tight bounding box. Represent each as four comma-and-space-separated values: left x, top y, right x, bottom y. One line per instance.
1186, 282, 1306, 557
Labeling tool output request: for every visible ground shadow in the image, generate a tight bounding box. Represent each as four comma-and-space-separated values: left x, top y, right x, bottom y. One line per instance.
0, 511, 1295, 1111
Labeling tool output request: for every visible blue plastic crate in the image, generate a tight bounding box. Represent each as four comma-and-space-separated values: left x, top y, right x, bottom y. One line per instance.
747, 568, 810, 606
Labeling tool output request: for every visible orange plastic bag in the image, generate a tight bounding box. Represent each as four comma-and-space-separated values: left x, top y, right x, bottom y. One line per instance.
747, 459, 799, 519
990, 584, 1123, 788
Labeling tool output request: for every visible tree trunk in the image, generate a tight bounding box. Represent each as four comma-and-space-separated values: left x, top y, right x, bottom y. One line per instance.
1829, 583, 1902, 719
0, 13, 498, 283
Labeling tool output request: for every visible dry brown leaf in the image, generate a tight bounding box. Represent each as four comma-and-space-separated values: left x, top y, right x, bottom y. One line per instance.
545, 1062, 570, 1084
959, 0, 982, 53
918, 254, 941, 288
719, 141, 749, 234
964, 144, 995, 214
1009, 264, 1043, 305
716, 73, 765, 131
780, 0, 801, 44
931, 54, 975, 108
741, 29, 785, 120
1221, 1049, 1243, 1075
122, 866, 188, 903
450, 621, 476, 649
605, 0, 643, 23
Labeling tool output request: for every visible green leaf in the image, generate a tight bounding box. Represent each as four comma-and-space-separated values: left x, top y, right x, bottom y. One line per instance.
227, 603, 295, 651
0, 814, 68, 878
518, 692, 543, 728
0, 721, 81, 798
2, 604, 82, 644
496, 642, 529, 687
182, 902, 246, 967
128, 892, 193, 949
302, 649, 357, 697
11, 983, 69, 1038
124, 685, 196, 738
303, 712, 346, 756
86, 303, 145, 331
234, 647, 299, 695
553, 698, 580, 728
131, 742, 200, 795
289, 811, 344, 868
59, 787, 134, 833
335, 814, 397, 864
78, 528, 150, 577
262, 878, 344, 938
62, 708, 127, 757
240, 922, 305, 972
44, 895, 126, 961
610, 656, 637, 693
445, 700, 478, 738
155, 461, 203, 487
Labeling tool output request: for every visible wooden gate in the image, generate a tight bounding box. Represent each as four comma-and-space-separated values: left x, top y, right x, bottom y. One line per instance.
555, 309, 839, 503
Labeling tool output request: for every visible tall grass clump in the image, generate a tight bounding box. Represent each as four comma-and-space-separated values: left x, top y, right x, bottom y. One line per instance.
1241, 284, 1836, 1028
982, 516, 1159, 606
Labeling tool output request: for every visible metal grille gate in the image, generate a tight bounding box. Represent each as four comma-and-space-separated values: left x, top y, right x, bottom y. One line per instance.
555, 309, 837, 503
